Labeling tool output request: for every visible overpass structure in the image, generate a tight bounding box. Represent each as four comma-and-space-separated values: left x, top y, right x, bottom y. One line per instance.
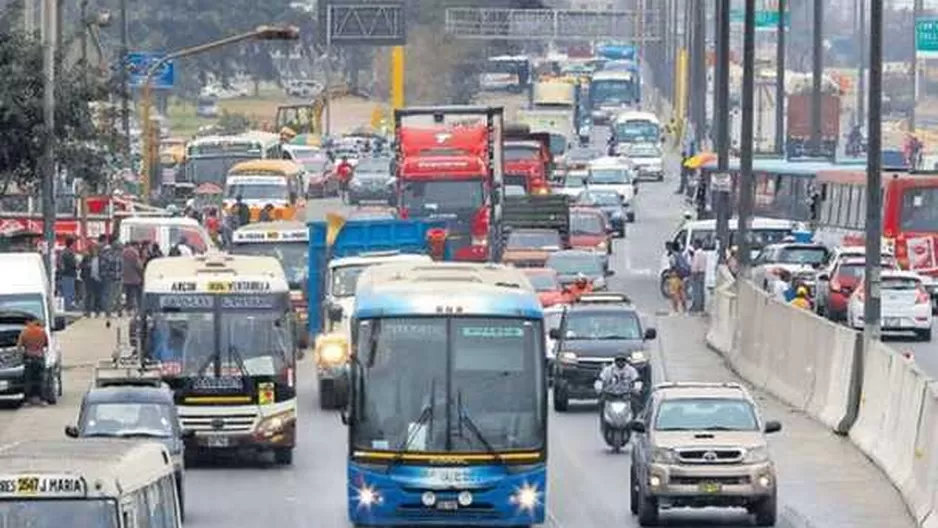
444, 6, 662, 41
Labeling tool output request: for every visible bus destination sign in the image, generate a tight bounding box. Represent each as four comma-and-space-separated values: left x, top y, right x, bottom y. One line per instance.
0, 475, 87, 497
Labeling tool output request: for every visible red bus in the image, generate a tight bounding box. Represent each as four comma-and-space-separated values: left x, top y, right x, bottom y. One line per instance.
813, 169, 938, 281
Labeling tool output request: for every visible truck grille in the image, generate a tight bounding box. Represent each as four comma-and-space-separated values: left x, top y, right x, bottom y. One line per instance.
179, 412, 257, 433
671, 475, 750, 485
0, 348, 23, 370
677, 448, 743, 464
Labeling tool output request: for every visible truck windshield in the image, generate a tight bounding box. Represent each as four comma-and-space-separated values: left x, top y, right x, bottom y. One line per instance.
900, 187, 938, 232
220, 312, 292, 376
0, 293, 45, 323
225, 182, 289, 201
184, 155, 257, 185
352, 317, 544, 453
229, 243, 308, 289
401, 180, 484, 217
505, 146, 540, 161
0, 499, 119, 528
331, 265, 369, 298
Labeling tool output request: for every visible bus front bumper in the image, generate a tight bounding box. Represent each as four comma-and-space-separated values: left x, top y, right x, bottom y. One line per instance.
347, 463, 547, 526
181, 403, 297, 452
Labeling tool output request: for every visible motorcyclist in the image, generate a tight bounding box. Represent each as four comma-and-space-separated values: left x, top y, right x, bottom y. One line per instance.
596, 354, 640, 420
567, 273, 593, 299
790, 286, 812, 310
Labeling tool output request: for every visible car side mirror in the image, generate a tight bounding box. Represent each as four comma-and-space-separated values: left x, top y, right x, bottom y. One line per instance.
764, 420, 782, 434
53, 316, 66, 332
628, 420, 646, 433
181, 429, 196, 440
340, 409, 349, 426
817, 273, 830, 282
64, 425, 79, 438
644, 328, 657, 340
548, 328, 561, 340
328, 304, 344, 323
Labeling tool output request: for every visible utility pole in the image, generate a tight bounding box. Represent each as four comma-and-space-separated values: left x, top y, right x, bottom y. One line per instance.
691, 0, 706, 147
738, 0, 756, 271
775, 0, 786, 155
80, 0, 88, 69
119, 0, 130, 169
857, 0, 866, 126
810, 0, 823, 153
40, 0, 57, 286
864, 0, 883, 346
713, 0, 722, 146
911, 0, 923, 131
715, 0, 731, 258
324, 8, 333, 137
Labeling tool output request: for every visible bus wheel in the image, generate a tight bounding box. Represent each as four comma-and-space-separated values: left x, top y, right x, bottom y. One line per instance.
274, 448, 294, 465
319, 380, 337, 409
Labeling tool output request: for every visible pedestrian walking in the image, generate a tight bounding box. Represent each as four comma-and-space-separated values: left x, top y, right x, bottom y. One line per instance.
665, 241, 689, 314
80, 244, 103, 317
99, 235, 123, 321
57, 237, 78, 310
121, 242, 144, 314
689, 239, 707, 312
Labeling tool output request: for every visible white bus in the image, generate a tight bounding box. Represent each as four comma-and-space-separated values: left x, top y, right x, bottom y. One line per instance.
0, 439, 181, 527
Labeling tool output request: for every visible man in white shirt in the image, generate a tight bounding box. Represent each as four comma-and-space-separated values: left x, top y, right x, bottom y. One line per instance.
689, 239, 708, 312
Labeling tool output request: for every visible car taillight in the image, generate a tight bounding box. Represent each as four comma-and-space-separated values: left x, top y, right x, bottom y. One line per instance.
471, 207, 488, 246
830, 278, 842, 292
916, 286, 930, 304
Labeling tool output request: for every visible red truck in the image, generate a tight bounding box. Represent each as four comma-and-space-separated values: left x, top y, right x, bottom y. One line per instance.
786, 93, 841, 159
504, 125, 552, 195
394, 106, 505, 262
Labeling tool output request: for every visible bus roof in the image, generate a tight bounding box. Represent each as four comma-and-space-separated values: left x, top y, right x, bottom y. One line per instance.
815, 168, 938, 185
0, 439, 174, 498
701, 157, 867, 174
354, 263, 542, 319
144, 253, 289, 293
228, 159, 303, 175
613, 111, 659, 124
329, 251, 432, 269
232, 221, 308, 243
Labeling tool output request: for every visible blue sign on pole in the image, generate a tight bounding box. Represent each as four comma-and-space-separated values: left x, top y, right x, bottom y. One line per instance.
125, 52, 174, 89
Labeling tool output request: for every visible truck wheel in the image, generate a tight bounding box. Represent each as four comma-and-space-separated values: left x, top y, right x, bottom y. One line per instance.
552, 386, 569, 412
753, 490, 777, 526
637, 487, 659, 526
319, 380, 336, 410
43, 371, 58, 405
274, 448, 294, 465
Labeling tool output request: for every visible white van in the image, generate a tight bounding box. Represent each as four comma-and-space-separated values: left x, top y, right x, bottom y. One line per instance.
658, 217, 797, 294
0, 253, 66, 404
119, 217, 215, 255
588, 156, 637, 205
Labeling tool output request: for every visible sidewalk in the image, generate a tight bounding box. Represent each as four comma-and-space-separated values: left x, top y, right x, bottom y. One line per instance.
653, 314, 915, 527
0, 317, 123, 446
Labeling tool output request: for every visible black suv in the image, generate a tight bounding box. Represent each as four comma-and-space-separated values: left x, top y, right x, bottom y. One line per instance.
549, 293, 656, 411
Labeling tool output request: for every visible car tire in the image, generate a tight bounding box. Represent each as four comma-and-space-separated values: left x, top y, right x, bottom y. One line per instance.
629, 466, 640, 514
657, 174, 664, 182
659, 272, 671, 299
636, 487, 659, 526
919, 328, 933, 342
552, 386, 569, 412
274, 448, 294, 465
627, 212, 636, 223
753, 490, 777, 526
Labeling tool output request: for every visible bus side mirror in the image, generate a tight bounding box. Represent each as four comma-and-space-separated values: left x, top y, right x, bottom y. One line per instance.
64, 425, 79, 438
340, 409, 349, 426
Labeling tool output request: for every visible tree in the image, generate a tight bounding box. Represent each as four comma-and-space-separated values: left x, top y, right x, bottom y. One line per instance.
0, 28, 122, 194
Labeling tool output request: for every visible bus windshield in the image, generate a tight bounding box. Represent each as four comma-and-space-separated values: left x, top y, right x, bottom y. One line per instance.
900, 187, 938, 232
331, 264, 369, 298
0, 499, 118, 527
401, 180, 484, 218
185, 155, 259, 186
352, 317, 544, 453
229, 243, 308, 289
148, 312, 215, 376
591, 80, 636, 106
225, 182, 289, 201
614, 120, 660, 143
220, 312, 292, 377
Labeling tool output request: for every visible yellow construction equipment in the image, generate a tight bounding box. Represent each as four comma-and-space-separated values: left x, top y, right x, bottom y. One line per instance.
275, 84, 365, 136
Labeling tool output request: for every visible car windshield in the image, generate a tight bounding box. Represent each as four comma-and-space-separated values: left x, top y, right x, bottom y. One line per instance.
81, 402, 175, 437
401, 180, 484, 217
571, 213, 605, 235
219, 312, 292, 376
185, 155, 257, 185
331, 264, 369, 298
505, 145, 540, 161
507, 231, 561, 249
0, 293, 44, 323
352, 317, 545, 452
0, 500, 119, 528
775, 247, 828, 265
590, 168, 630, 184
900, 187, 938, 232
564, 176, 586, 188
563, 311, 642, 340
225, 182, 289, 201
690, 228, 792, 251
526, 272, 560, 292
655, 397, 760, 431
591, 80, 636, 105
547, 254, 604, 275
228, 242, 308, 288
614, 120, 660, 142
356, 172, 390, 182
579, 192, 620, 206
837, 262, 894, 278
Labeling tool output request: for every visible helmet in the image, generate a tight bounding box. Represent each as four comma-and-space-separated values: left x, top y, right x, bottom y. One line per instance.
613, 354, 628, 367
796, 286, 808, 297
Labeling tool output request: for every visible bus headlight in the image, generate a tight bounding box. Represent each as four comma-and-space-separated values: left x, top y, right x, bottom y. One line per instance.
316, 336, 349, 366
559, 351, 577, 364
357, 485, 381, 508
255, 409, 295, 437
630, 350, 647, 363
510, 483, 540, 511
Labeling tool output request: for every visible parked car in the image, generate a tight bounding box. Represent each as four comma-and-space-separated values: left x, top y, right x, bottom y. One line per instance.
847, 270, 933, 341
815, 256, 898, 320
751, 242, 830, 295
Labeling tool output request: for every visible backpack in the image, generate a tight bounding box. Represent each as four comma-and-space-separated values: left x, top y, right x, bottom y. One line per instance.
168, 244, 182, 257
672, 251, 692, 278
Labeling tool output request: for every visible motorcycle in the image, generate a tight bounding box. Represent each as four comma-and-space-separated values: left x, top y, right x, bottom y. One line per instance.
594, 380, 643, 453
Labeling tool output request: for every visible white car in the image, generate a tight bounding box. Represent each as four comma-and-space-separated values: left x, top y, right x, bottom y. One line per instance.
554, 170, 589, 198
750, 242, 830, 294
617, 142, 664, 181
586, 156, 636, 206
846, 270, 933, 341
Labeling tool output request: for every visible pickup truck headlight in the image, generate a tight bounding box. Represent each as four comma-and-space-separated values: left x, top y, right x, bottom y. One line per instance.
559, 351, 578, 364
652, 447, 677, 464
743, 446, 770, 463
630, 350, 647, 364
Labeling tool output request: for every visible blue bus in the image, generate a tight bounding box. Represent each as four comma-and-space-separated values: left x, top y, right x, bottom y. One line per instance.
344, 262, 547, 527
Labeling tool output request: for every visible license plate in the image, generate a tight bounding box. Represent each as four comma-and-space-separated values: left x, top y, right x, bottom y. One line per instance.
436, 500, 458, 511
884, 318, 903, 328
202, 435, 229, 448
698, 482, 722, 494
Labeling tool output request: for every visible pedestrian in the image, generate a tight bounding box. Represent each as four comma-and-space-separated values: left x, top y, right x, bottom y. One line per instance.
80, 244, 103, 317
168, 236, 193, 257
99, 234, 123, 320
677, 151, 689, 195
665, 242, 688, 314
147, 242, 163, 266
121, 241, 144, 314
57, 236, 78, 311
234, 194, 251, 227
17, 316, 48, 406
772, 269, 792, 302
726, 246, 740, 277
258, 204, 275, 222
689, 239, 707, 312
790, 286, 812, 310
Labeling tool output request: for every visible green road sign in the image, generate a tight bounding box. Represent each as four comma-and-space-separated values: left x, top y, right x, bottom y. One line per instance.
729, 9, 791, 31
916, 17, 938, 58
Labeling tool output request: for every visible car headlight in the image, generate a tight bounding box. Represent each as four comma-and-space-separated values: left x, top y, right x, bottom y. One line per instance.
743, 446, 770, 463
559, 351, 577, 364
596, 241, 608, 251
316, 339, 349, 365
652, 447, 677, 464
630, 350, 647, 364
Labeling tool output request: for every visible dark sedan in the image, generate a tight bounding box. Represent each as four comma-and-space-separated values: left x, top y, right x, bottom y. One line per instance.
575, 189, 630, 237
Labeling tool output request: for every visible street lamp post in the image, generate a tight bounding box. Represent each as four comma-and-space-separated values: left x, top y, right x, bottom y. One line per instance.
139, 25, 300, 204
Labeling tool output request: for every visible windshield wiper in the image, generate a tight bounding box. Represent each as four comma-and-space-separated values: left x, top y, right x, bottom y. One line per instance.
454, 389, 504, 464
700, 426, 741, 431
385, 378, 436, 474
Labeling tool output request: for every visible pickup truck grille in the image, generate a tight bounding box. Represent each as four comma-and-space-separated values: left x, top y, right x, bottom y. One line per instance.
677, 448, 743, 464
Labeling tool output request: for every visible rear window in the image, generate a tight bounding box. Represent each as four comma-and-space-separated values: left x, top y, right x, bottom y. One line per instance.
882, 277, 921, 290
505, 145, 540, 161
837, 262, 894, 278
776, 247, 827, 265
